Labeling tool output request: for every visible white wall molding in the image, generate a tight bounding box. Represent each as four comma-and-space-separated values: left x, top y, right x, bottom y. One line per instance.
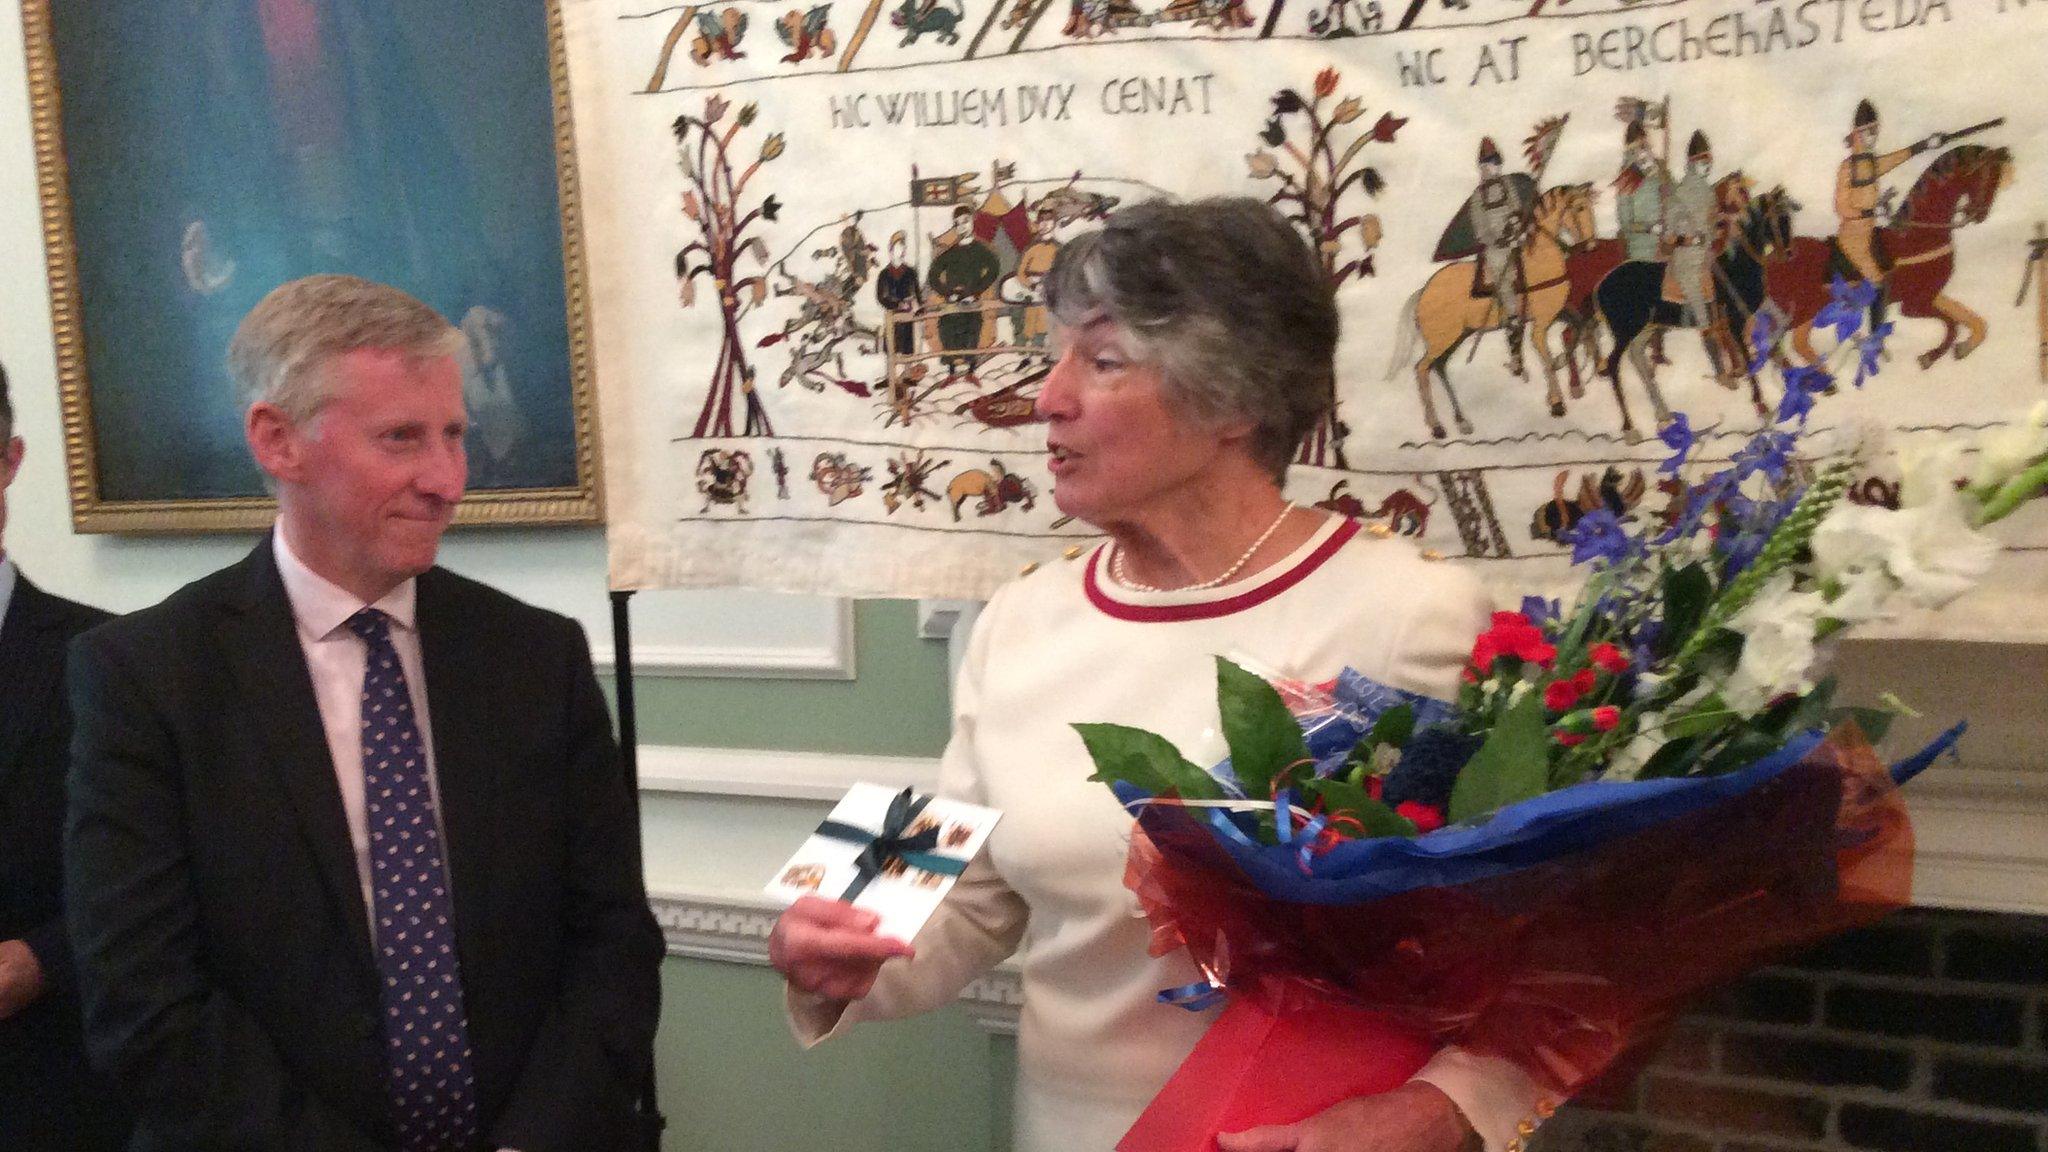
649, 889, 1021, 1034
637, 744, 941, 801
1904, 767, 2048, 916
593, 598, 855, 679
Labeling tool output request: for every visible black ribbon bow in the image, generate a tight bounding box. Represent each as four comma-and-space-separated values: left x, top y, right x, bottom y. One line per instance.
814, 787, 969, 901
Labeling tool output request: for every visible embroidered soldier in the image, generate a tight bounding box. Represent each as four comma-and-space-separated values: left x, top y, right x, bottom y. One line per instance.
1012, 207, 1061, 350
927, 207, 1002, 381
876, 231, 921, 361
1433, 137, 1537, 376
1668, 131, 1717, 331
1614, 117, 1672, 266
1836, 99, 1946, 327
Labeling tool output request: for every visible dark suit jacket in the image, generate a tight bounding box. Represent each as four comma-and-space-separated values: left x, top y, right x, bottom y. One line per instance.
1, 571, 126, 1151
66, 541, 665, 1151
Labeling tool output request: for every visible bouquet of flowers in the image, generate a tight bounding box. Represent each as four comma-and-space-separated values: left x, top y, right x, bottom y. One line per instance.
1082, 296, 2048, 1152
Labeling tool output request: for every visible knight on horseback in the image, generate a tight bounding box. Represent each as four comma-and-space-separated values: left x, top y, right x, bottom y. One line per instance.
1614, 117, 1672, 266
1436, 137, 1537, 376
1669, 130, 1743, 381
1836, 99, 1946, 328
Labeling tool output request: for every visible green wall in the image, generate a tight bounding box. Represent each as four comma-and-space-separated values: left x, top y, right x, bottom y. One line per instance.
613, 601, 955, 756
636, 601, 1011, 1149
654, 958, 1015, 1151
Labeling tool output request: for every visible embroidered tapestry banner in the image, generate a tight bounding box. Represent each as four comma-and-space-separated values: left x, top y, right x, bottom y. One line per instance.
563, 0, 2048, 639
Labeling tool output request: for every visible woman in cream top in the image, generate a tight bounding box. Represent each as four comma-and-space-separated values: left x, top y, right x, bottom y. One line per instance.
773, 198, 1547, 1152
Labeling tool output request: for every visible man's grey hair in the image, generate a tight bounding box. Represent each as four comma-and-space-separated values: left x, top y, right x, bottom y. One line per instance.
1042, 197, 1339, 479
228, 275, 462, 423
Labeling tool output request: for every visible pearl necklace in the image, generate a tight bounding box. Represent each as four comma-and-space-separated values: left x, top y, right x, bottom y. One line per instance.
1110, 502, 1298, 594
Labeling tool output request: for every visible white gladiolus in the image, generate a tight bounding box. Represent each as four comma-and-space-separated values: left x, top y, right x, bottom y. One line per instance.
1895, 440, 1967, 511
1821, 565, 1898, 625
1810, 495, 1999, 611
1721, 573, 1827, 714
1971, 401, 2048, 491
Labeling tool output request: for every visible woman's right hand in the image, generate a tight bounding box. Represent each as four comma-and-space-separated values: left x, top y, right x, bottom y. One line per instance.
768, 896, 918, 1001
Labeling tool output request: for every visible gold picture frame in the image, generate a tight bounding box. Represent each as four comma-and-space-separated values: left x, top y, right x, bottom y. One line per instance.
22, 0, 603, 532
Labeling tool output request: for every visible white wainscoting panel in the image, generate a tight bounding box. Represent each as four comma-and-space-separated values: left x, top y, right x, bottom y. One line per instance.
649, 888, 1021, 1035
593, 593, 855, 679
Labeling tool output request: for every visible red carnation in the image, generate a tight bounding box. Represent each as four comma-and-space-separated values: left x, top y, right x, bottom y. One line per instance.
1589, 643, 1630, 675
1395, 801, 1445, 833
1543, 679, 1579, 711
1543, 669, 1598, 712
1467, 612, 1558, 677
1592, 705, 1622, 731
1554, 730, 1587, 747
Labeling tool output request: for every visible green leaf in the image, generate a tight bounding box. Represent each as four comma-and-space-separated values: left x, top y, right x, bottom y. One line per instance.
1659, 563, 1713, 658
1555, 569, 1613, 657
1076, 723, 1224, 800
1447, 691, 1553, 824
1636, 734, 1705, 779
1216, 658, 1311, 801
1302, 779, 1419, 838
1830, 706, 1896, 745
1366, 704, 1416, 755
1690, 629, 1746, 679
1661, 694, 1733, 741
1699, 728, 1787, 777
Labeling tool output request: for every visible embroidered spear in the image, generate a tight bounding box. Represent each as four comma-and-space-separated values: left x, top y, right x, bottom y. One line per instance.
2020, 223, 2048, 383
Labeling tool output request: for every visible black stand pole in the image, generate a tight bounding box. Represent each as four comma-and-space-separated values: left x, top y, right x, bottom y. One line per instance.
609, 589, 666, 1151
611, 590, 642, 793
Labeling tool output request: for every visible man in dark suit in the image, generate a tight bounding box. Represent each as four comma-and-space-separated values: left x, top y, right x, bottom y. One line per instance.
66, 276, 665, 1151
0, 362, 127, 1151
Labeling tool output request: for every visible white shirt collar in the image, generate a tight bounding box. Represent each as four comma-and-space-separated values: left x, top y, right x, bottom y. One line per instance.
272, 524, 417, 642
0, 555, 17, 629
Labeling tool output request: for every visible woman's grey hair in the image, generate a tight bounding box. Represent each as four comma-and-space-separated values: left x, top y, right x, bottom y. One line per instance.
1042, 197, 1338, 479
228, 275, 462, 423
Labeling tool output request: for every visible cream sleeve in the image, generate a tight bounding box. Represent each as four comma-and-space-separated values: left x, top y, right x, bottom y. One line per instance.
786, 589, 1030, 1046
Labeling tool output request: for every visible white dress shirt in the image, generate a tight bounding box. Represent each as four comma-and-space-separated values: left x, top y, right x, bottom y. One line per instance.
271, 526, 448, 922
0, 555, 18, 630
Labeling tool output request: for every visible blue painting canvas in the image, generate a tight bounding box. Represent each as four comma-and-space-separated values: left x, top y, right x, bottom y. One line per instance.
43, 0, 587, 507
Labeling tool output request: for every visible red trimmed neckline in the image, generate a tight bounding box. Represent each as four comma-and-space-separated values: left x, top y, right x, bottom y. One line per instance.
1084, 518, 1362, 623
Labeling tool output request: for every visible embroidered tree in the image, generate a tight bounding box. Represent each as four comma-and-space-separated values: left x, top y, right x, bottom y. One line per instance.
1246, 67, 1406, 467
674, 96, 785, 437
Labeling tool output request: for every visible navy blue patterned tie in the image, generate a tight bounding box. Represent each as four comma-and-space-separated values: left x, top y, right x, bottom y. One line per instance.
346, 609, 480, 1152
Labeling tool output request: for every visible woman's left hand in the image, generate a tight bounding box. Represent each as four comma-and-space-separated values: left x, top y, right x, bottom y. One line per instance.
1216, 1081, 1477, 1152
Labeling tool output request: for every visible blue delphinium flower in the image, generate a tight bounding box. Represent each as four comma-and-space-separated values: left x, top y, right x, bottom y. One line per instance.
1731, 429, 1796, 481
1815, 277, 1879, 342
1563, 508, 1633, 567
1776, 365, 1833, 425
1655, 465, 1733, 545
1853, 321, 1894, 388
1747, 311, 1780, 376
1381, 726, 1483, 810
1520, 595, 1563, 630
1658, 413, 1696, 475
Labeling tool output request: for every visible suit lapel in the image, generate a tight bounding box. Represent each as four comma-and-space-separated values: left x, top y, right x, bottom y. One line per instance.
0, 580, 62, 793
414, 571, 498, 957
216, 542, 378, 968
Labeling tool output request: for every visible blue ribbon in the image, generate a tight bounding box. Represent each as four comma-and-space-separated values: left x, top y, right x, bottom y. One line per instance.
814, 787, 969, 901
1158, 978, 1229, 1012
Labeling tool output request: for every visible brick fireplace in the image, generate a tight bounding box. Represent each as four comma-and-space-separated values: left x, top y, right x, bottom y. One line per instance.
1529, 909, 2047, 1152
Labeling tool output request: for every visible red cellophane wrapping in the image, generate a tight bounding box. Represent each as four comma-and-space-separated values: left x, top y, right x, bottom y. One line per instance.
1115, 727, 1913, 1152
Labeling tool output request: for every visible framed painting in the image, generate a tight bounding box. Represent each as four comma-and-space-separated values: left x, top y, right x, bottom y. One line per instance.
22, 0, 602, 532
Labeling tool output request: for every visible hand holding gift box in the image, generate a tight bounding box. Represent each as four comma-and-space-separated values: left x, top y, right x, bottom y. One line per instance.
766, 783, 1001, 946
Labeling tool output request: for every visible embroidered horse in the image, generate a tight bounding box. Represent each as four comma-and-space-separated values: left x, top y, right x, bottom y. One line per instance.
1765, 145, 2013, 369
1388, 183, 1598, 439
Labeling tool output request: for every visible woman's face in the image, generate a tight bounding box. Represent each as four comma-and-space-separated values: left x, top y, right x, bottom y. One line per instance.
1037, 315, 1244, 526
